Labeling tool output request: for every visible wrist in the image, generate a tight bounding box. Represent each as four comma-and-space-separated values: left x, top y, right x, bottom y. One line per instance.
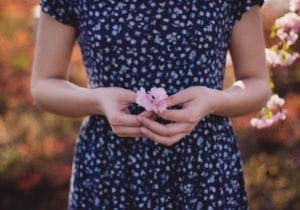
87, 88, 106, 115
204, 87, 226, 116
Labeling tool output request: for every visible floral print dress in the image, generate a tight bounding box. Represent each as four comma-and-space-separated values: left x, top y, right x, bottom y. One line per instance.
40, 0, 264, 209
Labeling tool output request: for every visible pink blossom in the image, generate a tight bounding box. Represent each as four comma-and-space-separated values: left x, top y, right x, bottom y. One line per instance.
287, 30, 299, 45
290, 0, 300, 14
265, 49, 281, 67
250, 109, 287, 129
136, 88, 153, 111
281, 50, 300, 66
250, 95, 287, 129
250, 117, 273, 129
275, 12, 300, 33
276, 28, 299, 45
266, 94, 285, 109
265, 48, 299, 67
276, 28, 288, 41
149, 87, 168, 113
149, 87, 168, 101
272, 109, 288, 121
136, 87, 168, 113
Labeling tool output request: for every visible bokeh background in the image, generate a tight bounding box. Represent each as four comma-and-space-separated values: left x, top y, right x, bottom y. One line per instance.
0, 0, 299, 209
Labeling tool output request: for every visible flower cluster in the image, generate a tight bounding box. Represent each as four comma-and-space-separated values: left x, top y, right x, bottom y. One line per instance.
248, 0, 300, 129
136, 87, 168, 113
265, 48, 299, 67
275, 12, 300, 33
226, 1, 300, 68
290, 0, 300, 14
266, 1, 300, 67
250, 94, 287, 129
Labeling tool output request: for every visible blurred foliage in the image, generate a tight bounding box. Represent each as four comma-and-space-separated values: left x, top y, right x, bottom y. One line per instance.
0, 1, 84, 209
0, 1, 299, 210
232, 94, 300, 210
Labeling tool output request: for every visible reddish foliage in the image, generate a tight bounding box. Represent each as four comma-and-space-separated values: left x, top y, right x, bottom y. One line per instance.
18, 172, 42, 191
46, 164, 72, 187
232, 93, 300, 145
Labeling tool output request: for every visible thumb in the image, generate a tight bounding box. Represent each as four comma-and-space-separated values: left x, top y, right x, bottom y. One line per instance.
119, 89, 137, 103
166, 89, 193, 107
138, 111, 157, 120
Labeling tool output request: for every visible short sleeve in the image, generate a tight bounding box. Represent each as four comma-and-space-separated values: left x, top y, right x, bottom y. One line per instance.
40, 0, 77, 27
230, 0, 264, 26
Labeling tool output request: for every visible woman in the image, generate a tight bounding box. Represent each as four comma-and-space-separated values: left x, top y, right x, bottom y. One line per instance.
31, 0, 271, 209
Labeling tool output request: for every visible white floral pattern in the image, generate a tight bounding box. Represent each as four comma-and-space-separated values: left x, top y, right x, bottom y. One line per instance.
41, 0, 264, 209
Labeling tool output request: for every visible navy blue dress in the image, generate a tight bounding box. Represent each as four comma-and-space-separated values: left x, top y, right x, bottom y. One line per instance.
40, 0, 264, 209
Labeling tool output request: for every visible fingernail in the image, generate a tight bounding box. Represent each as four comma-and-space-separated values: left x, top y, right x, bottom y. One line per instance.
141, 127, 147, 133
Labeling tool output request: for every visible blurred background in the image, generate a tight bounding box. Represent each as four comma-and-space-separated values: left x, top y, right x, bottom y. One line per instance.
0, 0, 299, 209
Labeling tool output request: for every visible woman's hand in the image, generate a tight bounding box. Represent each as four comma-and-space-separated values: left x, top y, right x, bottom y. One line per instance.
137, 86, 218, 146
94, 87, 155, 138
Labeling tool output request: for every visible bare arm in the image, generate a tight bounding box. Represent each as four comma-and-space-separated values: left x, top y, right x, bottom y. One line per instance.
31, 12, 100, 117
212, 5, 271, 116
31, 12, 144, 137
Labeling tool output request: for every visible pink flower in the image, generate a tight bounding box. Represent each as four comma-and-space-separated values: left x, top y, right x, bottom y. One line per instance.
250, 109, 287, 129
266, 94, 285, 109
250, 94, 288, 129
136, 87, 168, 113
276, 28, 288, 41
272, 109, 288, 121
276, 28, 299, 45
136, 88, 153, 111
275, 12, 300, 33
287, 30, 299, 45
250, 117, 272, 129
265, 49, 282, 67
290, 0, 300, 14
281, 50, 299, 66
265, 48, 299, 67
149, 87, 168, 113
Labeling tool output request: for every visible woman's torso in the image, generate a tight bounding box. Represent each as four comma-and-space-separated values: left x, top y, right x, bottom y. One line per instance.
72, 0, 234, 94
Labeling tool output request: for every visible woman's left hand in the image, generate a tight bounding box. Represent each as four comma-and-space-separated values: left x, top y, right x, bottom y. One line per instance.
137, 86, 219, 146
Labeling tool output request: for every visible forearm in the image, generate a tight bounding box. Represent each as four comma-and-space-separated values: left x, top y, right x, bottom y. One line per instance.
211, 78, 271, 117
31, 78, 101, 117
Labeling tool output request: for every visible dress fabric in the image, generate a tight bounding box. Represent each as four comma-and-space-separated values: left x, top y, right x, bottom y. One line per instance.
40, 0, 264, 209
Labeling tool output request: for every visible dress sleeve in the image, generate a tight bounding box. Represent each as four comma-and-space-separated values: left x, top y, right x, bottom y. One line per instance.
40, 0, 77, 27
230, 0, 264, 26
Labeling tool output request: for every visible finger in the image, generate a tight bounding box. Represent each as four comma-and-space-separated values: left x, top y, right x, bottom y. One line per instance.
122, 107, 131, 114
112, 126, 144, 138
141, 127, 185, 146
110, 112, 141, 127
166, 90, 193, 107
139, 117, 192, 136
138, 111, 157, 120
158, 109, 195, 123
119, 89, 137, 103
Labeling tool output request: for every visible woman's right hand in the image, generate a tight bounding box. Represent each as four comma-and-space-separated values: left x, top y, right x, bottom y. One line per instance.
93, 87, 154, 138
